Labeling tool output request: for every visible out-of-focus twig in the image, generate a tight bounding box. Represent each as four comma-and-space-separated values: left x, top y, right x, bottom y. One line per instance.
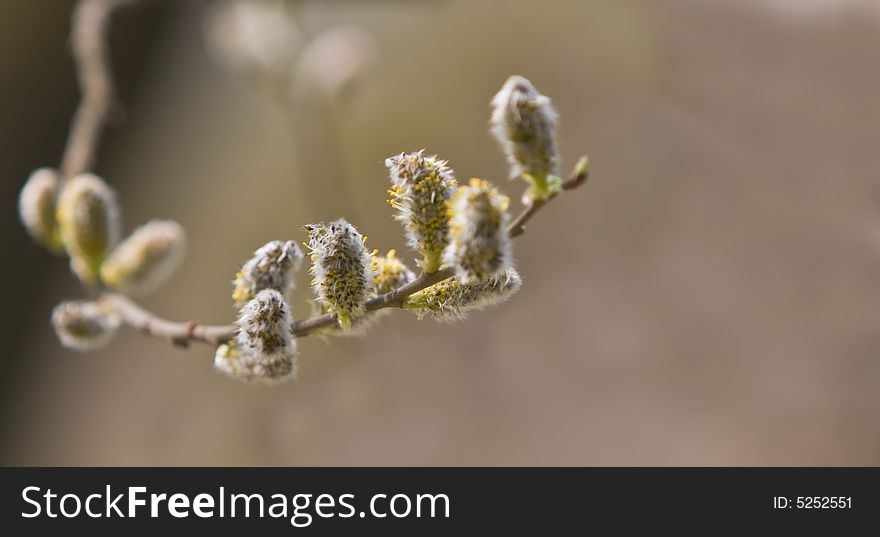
60, 0, 132, 180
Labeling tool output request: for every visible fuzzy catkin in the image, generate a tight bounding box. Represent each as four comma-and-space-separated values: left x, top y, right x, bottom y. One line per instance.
306, 219, 374, 329
19, 168, 64, 254
232, 240, 303, 309
404, 268, 522, 322
51, 300, 120, 351
490, 75, 561, 200
443, 178, 512, 283
385, 151, 458, 273
56, 173, 121, 283
372, 249, 416, 295
100, 220, 186, 297
215, 289, 297, 383
312, 249, 415, 338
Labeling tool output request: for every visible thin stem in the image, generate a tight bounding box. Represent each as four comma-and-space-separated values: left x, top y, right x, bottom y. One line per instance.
507, 198, 546, 238
99, 293, 235, 347
60, 0, 132, 180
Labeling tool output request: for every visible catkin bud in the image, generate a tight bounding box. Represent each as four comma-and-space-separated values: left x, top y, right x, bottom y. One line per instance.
19, 168, 64, 253
51, 300, 120, 351
385, 151, 458, 273
232, 240, 303, 309
305, 219, 374, 329
100, 220, 186, 297
216, 289, 297, 383
490, 75, 561, 201
310, 250, 414, 338
372, 249, 416, 295
443, 178, 512, 283
56, 173, 121, 284
403, 268, 522, 322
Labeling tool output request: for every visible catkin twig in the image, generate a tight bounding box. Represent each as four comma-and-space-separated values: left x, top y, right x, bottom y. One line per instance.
99, 161, 589, 347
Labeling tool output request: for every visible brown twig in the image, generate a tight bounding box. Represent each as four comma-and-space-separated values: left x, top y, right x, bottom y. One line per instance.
59, 0, 132, 180
100, 293, 235, 346
507, 161, 589, 238
101, 161, 590, 346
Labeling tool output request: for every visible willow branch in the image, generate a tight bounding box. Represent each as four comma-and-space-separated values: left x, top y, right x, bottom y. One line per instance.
64, 0, 591, 347
59, 0, 131, 180
99, 293, 235, 347
102, 163, 590, 346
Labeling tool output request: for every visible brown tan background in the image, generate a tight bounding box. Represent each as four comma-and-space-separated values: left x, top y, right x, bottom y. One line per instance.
1, 0, 878, 465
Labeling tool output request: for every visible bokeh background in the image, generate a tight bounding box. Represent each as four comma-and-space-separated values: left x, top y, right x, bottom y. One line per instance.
1, 0, 877, 465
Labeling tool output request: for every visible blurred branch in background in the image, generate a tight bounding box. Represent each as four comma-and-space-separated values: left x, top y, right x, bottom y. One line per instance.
204, 0, 377, 221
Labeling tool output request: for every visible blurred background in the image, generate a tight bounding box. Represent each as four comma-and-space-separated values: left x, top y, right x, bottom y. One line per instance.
1, 0, 877, 465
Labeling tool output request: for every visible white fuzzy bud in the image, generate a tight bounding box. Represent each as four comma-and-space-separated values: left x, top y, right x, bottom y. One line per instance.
100, 220, 186, 297
216, 289, 297, 383
19, 168, 64, 253
56, 173, 121, 284
404, 268, 522, 322
51, 300, 120, 351
385, 151, 458, 272
232, 240, 303, 309
490, 75, 561, 200
311, 249, 415, 338
443, 178, 512, 283
306, 219, 374, 329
